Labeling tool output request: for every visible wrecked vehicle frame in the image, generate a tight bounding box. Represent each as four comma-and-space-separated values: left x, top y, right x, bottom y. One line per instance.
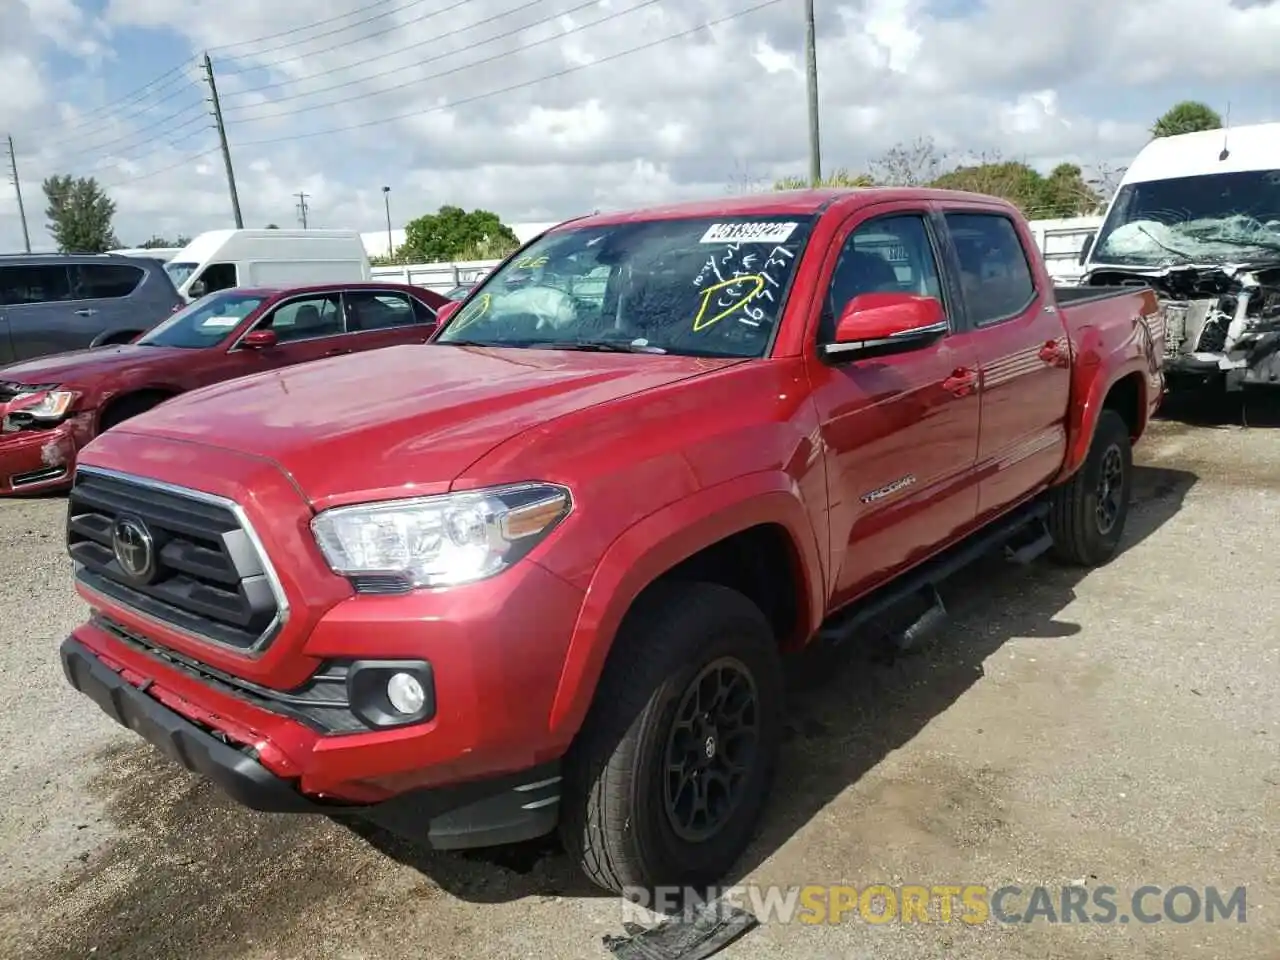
1083, 260, 1280, 391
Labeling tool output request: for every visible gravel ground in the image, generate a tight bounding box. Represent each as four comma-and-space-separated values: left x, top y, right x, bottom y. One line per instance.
0, 394, 1276, 960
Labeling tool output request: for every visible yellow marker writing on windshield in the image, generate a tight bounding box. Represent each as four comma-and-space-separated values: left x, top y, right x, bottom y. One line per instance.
692, 275, 765, 332
452, 292, 490, 331
513, 255, 549, 269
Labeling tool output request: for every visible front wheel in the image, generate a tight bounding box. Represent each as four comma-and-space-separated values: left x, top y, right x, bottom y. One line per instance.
559, 581, 784, 895
1047, 408, 1133, 566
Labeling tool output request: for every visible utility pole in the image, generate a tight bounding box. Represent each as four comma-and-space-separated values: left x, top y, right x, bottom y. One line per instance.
202, 53, 243, 228
382, 186, 393, 258
5, 135, 31, 253
295, 192, 310, 229
803, 0, 822, 186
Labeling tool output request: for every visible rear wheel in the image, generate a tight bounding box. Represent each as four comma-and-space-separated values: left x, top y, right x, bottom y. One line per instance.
559, 581, 784, 895
1047, 409, 1132, 566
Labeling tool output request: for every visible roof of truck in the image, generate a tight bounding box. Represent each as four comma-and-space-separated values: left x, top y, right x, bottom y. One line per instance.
554, 187, 1015, 230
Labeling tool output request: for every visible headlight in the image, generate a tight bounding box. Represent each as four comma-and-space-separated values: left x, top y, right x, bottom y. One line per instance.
310, 482, 572, 588
8, 386, 77, 420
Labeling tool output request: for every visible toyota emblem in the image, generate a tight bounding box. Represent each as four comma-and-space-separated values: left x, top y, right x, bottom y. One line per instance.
112, 517, 155, 581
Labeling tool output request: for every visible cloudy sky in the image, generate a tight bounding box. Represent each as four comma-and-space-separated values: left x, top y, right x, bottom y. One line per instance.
1, 0, 1278, 251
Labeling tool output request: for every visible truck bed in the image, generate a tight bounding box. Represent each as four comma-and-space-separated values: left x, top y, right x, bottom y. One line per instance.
1054, 284, 1150, 305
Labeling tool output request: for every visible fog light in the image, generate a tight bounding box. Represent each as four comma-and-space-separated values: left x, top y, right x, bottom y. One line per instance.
386, 672, 426, 715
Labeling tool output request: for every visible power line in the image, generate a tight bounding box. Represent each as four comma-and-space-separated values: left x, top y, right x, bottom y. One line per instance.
217, 0, 468, 74
225, 0, 660, 121
223, 0, 545, 102
53, 103, 210, 168
13, 60, 197, 138
97, 146, 222, 190
235, 0, 786, 147
205, 0, 409, 55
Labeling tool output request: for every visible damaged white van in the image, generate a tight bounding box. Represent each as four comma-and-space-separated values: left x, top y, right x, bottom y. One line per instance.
1079, 121, 1280, 391
164, 229, 373, 302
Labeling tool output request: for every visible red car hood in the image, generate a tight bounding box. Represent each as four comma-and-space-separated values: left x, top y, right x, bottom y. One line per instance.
107, 344, 739, 508
1, 344, 186, 386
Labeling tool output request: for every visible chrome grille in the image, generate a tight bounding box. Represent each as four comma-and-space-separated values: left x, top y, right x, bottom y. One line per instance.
66, 466, 286, 652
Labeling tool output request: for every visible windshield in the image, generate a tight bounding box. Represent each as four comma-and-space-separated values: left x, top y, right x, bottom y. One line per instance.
433, 215, 817, 357
1090, 169, 1280, 267
136, 291, 265, 349
164, 261, 199, 287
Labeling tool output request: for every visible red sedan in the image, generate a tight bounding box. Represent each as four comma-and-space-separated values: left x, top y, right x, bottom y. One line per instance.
0, 281, 448, 494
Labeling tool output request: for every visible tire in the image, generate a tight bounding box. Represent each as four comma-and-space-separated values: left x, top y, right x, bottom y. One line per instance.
99, 393, 165, 432
1047, 408, 1133, 567
559, 580, 785, 895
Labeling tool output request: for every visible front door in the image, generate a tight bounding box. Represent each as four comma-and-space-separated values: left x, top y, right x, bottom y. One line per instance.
940, 209, 1072, 520
217, 291, 349, 382
805, 204, 983, 607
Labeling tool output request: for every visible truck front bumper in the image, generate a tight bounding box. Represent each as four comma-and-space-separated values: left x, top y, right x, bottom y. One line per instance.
60, 635, 563, 849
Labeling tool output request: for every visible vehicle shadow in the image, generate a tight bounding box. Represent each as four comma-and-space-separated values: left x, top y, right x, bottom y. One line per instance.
1156, 385, 1280, 428
352, 463, 1198, 904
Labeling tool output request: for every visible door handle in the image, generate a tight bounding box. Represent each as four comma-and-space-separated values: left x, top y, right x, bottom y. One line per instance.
74, 308, 98, 317
325, 348, 351, 356
942, 368, 977, 396
1038, 339, 1065, 365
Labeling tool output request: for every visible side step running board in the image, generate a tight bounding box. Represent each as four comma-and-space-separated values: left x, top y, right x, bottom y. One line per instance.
819, 499, 1051, 649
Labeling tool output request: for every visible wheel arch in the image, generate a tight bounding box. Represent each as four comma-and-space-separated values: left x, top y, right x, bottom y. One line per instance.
545, 472, 825, 745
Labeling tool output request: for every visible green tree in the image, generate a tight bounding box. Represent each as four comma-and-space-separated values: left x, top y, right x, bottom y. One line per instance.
139, 234, 190, 248
1151, 101, 1222, 138
401, 205, 519, 262
772, 168, 875, 190
42, 174, 118, 253
932, 159, 1101, 217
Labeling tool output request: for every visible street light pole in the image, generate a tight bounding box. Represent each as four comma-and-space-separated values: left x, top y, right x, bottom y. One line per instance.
803, 0, 822, 186
382, 186, 393, 260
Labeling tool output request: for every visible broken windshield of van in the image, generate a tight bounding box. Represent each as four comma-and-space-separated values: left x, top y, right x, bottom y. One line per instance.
437, 216, 815, 357
1091, 170, 1280, 266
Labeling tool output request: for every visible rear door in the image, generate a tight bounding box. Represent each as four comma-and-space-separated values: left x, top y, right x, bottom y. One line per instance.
805, 201, 984, 606
337, 289, 438, 356
938, 206, 1072, 519
69, 261, 150, 343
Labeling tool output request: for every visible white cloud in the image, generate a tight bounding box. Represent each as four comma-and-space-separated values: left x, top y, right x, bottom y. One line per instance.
1, 0, 1279, 251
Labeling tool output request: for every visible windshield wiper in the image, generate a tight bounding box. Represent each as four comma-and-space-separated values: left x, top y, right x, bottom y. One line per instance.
539, 339, 667, 354
1191, 234, 1280, 254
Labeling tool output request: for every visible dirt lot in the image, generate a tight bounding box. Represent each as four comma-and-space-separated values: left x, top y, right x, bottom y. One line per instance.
0, 394, 1276, 960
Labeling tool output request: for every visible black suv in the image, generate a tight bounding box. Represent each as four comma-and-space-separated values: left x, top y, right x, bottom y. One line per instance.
0, 253, 184, 364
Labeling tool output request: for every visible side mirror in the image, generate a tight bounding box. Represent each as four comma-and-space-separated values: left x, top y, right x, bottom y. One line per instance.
435, 301, 461, 325
1078, 231, 1096, 266
189, 280, 207, 299
823, 293, 947, 360
240, 329, 278, 349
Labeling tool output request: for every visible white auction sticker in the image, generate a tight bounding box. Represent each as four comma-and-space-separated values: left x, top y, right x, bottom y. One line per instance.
200, 317, 240, 328
699, 221, 798, 244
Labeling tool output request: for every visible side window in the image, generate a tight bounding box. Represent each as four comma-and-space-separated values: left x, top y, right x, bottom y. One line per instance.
344, 291, 419, 332
821, 214, 942, 341
73, 263, 144, 299
944, 213, 1036, 326
0, 265, 72, 305
196, 262, 238, 293
258, 294, 343, 342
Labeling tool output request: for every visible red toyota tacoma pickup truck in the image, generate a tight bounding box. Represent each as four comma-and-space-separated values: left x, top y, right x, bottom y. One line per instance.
0, 281, 446, 494
58, 189, 1164, 894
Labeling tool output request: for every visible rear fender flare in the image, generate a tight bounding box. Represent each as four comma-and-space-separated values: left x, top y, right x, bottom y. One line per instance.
544, 471, 825, 744
1056, 328, 1151, 483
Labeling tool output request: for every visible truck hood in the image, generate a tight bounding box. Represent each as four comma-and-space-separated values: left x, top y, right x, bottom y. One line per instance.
0, 344, 186, 386
112, 344, 739, 508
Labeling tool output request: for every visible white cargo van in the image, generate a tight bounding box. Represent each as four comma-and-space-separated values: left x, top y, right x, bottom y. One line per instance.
164, 229, 372, 301
1078, 121, 1280, 391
